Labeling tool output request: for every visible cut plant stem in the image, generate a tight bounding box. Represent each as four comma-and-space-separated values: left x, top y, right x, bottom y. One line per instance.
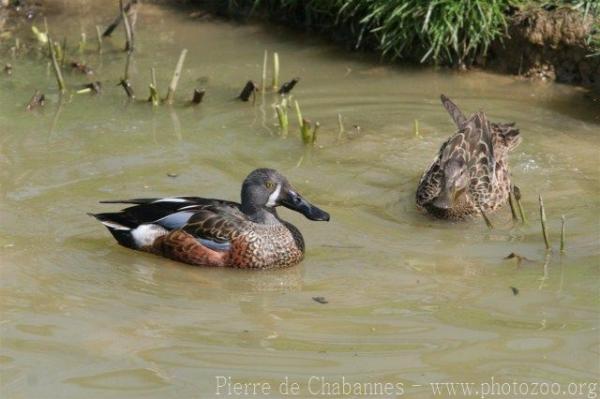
151, 67, 157, 88
272, 52, 279, 91
275, 104, 288, 136
191, 88, 205, 104
79, 32, 86, 53
560, 215, 566, 252
278, 77, 299, 95
123, 49, 132, 81
261, 49, 267, 94
148, 83, 159, 105
508, 189, 519, 221
311, 121, 320, 145
294, 100, 303, 127
513, 185, 527, 223
337, 113, 344, 139
120, 0, 134, 52
77, 81, 102, 94
95, 25, 103, 53
479, 206, 493, 229
165, 48, 187, 104
239, 80, 257, 102
539, 194, 551, 250
119, 79, 135, 99
413, 119, 421, 137
47, 35, 66, 93
300, 118, 312, 144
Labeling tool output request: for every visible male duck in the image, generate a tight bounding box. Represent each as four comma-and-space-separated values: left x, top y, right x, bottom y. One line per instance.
90, 168, 330, 269
416, 95, 522, 220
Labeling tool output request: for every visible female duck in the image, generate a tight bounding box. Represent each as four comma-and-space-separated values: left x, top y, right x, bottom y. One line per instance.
90, 168, 330, 269
416, 95, 522, 220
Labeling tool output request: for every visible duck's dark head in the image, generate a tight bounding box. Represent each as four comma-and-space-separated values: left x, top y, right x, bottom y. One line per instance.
241, 168, 330, 222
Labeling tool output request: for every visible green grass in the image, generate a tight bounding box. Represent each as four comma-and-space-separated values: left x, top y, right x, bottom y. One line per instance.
220, 0, 599, 63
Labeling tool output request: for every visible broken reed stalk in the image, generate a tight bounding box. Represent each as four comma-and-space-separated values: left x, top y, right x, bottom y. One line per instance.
119, 79, 134, 99
79, 32, 86, 53
148, 84, 159, 105
239, 80, 257, 102
278, 77, 299, 95
275, 104, 288, 136
479, 206, 493, 229
312, 121, 320, 144
47, 35, 66, 93
165, 48, 187, 104
191, 88, 205, 104
539, 194, 551, 250
513, 185, 527, 224
337, 113, 344, 139
300, 118, 313, 144
151, 67, 157, 88
560, 215, 566, 252
261, 49, 268, 94
508, 190, 519, 221
123, 49, 132, 81
413, 119, 420, 137
272, 52, 279, 91
120, 0, 134, 52
95, 25, 103, 53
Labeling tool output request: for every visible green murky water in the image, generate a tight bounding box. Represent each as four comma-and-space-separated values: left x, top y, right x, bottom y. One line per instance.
1, 2, 599, 398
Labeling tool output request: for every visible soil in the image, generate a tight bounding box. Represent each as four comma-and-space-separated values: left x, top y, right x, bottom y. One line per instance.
489, 7, 599, 92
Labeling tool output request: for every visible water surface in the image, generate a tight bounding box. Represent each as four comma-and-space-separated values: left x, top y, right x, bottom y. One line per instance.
1, 2, 599, 398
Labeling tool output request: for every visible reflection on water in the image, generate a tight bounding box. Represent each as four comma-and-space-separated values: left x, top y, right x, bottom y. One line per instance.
0, 1, 598, 398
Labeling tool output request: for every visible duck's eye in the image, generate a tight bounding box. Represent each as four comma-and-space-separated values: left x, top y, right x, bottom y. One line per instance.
265, 181, 274, 189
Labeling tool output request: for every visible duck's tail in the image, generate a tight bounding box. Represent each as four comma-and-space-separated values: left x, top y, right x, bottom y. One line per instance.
88, 212, 138, 249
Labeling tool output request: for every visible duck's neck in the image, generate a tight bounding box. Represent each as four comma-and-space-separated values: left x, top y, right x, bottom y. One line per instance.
241, 203, 281, 225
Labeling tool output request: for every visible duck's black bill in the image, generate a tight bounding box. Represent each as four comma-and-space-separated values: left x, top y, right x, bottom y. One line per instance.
281, 192, 330, 221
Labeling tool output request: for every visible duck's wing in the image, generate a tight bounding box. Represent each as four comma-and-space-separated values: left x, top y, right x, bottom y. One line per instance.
440, 94, 467, 129
459, 112, 496, 193
90, 197, 244, 250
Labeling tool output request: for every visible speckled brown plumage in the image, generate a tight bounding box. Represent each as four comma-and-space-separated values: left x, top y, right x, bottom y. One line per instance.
416, 95, 522, 220
90, 169, 329, 270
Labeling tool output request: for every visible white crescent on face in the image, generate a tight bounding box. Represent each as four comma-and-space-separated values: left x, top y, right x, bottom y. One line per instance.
266, 183, 282, 207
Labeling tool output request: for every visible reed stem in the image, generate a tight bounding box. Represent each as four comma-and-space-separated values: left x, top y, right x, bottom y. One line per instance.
539, 194, 551, 250
337, 113, 344, 140
560, 215, 566, 253
272, 52, 279, 91
479, 206, 493, 229
261, 49, 267, 94
95, 25, 103, 53
513, 185, 527, 224
508, 189, 519, 221
275, 104, 288, 136
165, 49, 187, 104
120, 0, 134, 52
47, 35, 66, 93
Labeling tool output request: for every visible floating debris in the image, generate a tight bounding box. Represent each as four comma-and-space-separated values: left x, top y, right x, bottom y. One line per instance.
278, 77, 299, 95
239, 80, 257, 102
70, 61, 94, 75
312, 296, 328, 304
4, 63, 13, 75
504, 252, 533, 267
25, 90, 45, 111
167, 172, 178, 178
76, 81, 102, 94
191, 88, 205, 104
165, 48, 188, 104
510, 286, 519, 295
